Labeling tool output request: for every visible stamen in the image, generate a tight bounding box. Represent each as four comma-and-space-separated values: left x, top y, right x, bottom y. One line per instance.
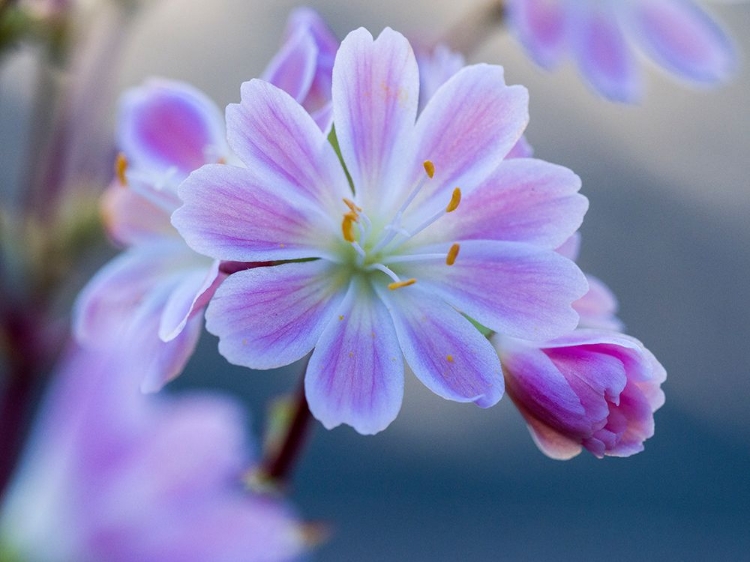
392, 187, 463, 249
217, 157, 227, 164
370, 161, 436, 254
115, 153, 128, 186
446, 243, 460, 266
368, 263, 402, 283
446, 188, 461, 213
343, 198, 361, 214
351, 241, 366, 259
388, 278, 416, 290
342, 212, 357, 242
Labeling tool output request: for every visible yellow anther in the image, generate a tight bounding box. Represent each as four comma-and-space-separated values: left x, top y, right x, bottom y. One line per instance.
387, 278, 417, 291
423, 160, 435, 179
446, 187, 461, 213
446, 355, 454, 363
342, 212, 357, 242
446, 243, 460, 266
343, 198, 361, 214
115, 152, 128, 186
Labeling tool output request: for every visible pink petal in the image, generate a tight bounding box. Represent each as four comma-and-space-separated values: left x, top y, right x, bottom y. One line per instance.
401, 240, 587, 341
331, 27, 420, 213
628, 0, 737, 84
415, 43, 466, 112
377, 285, 504, 407
225, 79, 350, 217
158, 260, 222, 342
118, 79, 227, 177
555, 232, 581, 261
508, 0, 569, 68
570, 5, 641, 102
261, 26, 318, 105
306, 277, 404, 434
413, 158, 586, 249
204, 261, 347, 369
574, 274, 624, 331
506, 135, 535, 159
73, 243, 194, 345
173, 163, 340, 262
282, 7, 338, 118
403, 64, 529, 228
100, 181, 174, 247
497, 338, 590, 434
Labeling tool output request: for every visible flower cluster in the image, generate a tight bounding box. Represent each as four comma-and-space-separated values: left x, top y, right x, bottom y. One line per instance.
0, 3, 680, 559
506, 0, 737, 101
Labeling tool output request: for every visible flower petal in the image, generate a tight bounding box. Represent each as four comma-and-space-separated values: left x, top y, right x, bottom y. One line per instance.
628, 0, 737, 84
570, 5, 641, 102
204, 261, 347, 369
261, 26, 318, 105
399, 240, 587, 341
496, 338, 590, 433
306, 277, 404, 434
73, 242, 194, 346
158, 260, 222, 342
574, 274, 624, 331
118, 79, 227, 177
332, 27, 420, 212
173, 163, 339, 262
100, 181, 174, 247
404, 64, 529, 226
508, 0, 569, 69
376, 285, 504, 407
282, 7, 338, 117
226, 79, 350, 217
138, 313, 204, 393
412, 158, 586, 249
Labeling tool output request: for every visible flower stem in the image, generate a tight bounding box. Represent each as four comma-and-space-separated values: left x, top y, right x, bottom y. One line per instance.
440, 0, 506, 56
0, 305, 43, 500
260, 364, 314, 486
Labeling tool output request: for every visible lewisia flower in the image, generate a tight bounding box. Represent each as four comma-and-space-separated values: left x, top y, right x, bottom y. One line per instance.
74, 9, 338, 393
73, 78, 228, 392
173, 27, 589, 434
492, 237, 666, 459
507, 0, 737, 101
0, 344, 305, 562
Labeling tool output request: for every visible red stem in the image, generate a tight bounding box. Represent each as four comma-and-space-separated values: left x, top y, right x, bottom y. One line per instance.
261, 369, 314, 485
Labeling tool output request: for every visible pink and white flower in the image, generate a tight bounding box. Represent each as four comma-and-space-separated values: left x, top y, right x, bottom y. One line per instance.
0, 344, 305, 562
507, 0, 738, 101
73, 79, 228, 392
173, 27, 589, 435
73, 10, 339, 393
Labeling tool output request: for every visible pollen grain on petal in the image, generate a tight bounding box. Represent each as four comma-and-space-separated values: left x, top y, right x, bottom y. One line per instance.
115, 153, 128, 186
446, 187, 461, 213
446, 355, 454, 363
388, 278, 417, 291
446, 243, 460, 266
423, 160, 435, 179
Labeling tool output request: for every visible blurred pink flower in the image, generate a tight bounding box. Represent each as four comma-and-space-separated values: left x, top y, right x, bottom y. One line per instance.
507, 0, 737, 101
0, 343, 305, 562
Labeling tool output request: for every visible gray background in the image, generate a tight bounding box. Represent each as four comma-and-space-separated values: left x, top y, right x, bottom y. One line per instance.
2, 0, 749, 560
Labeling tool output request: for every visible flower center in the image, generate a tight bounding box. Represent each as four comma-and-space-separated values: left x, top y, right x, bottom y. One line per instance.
338, 160, 461, 290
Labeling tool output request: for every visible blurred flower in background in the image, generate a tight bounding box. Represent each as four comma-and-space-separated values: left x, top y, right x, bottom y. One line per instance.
0, 342, 306, 562
505, 0, 737, 101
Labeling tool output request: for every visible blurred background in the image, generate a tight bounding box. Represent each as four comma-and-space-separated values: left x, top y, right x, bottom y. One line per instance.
2, 0, 749, 560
